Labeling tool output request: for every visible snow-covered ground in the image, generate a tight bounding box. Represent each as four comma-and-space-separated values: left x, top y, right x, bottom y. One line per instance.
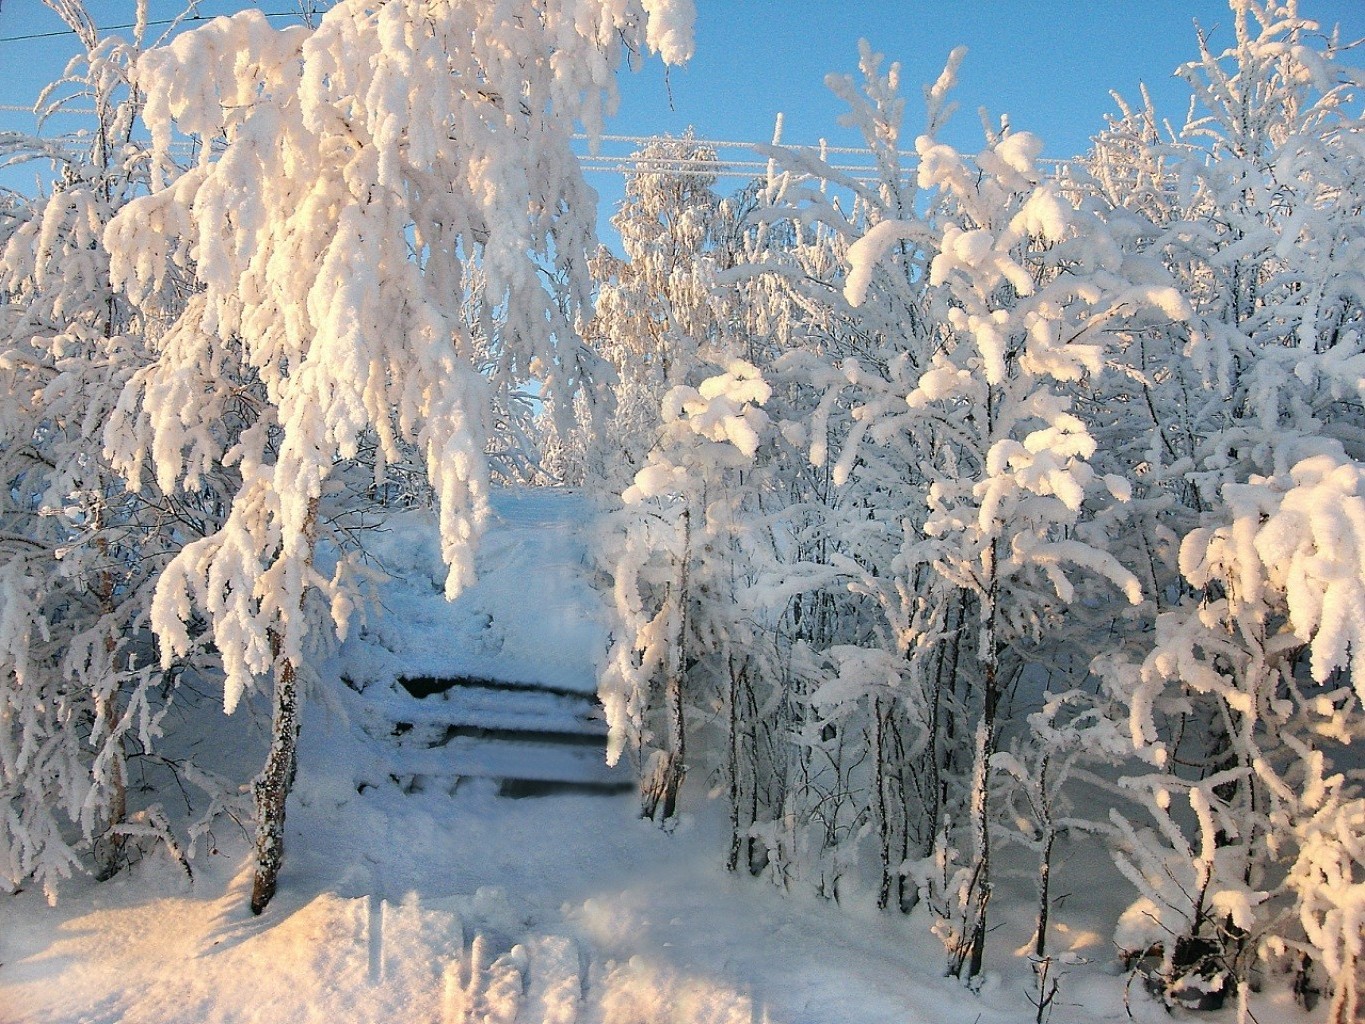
0, 491, 1319, 1024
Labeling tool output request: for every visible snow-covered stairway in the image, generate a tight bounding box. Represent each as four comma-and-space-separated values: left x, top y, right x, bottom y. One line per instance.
328, 490, 631, 798
350, 673, 630, 797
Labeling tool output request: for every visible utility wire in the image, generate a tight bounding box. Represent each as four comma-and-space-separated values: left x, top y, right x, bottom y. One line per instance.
3, 112, 913, 161
3, 113, 1067, 174
580, 165, 894, 185
0, 105, 92, 114
0, 12, 300, 45
580, 131, 917, 158
578, 154, 904, 174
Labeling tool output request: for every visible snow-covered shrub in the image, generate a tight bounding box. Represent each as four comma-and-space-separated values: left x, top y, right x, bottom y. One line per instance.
0, 1, 219, 899
601, 360, 776, 825
1089, 4, 1365, 1015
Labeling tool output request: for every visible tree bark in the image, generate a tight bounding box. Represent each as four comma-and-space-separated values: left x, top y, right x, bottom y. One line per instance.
93, 533, 127, 883
250, 646, 301, 915
93, 689, 127, 882
249, 497, 317, 915
874, 696, 894, 910
964, 585, 1001, 980
642, 507, 689, 825
726, 655, 745, 873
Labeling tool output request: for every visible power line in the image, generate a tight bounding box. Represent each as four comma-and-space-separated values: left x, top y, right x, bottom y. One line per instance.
2, 114, 1063, 178
0, 26, 82, 43
574, 134, 1068, 170
0, 105, 92, 114
575, 153, 902, 174
0, 12, 301, 45
579, 131, 916, 158
580, 165, 893, 185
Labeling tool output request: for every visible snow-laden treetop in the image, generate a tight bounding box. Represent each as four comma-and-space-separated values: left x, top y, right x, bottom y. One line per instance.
103, 0, 694, 714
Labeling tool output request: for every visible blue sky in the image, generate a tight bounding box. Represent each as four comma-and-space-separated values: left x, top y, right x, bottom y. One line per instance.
3, 1, 1364, 223
618, 1, 1365, 158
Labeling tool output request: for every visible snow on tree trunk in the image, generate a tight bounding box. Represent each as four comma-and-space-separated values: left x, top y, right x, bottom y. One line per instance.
639, 508, 690, 825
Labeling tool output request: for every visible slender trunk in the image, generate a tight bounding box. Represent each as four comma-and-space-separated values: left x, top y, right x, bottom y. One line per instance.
1033, 752, 1054, 961
727, 655, 743, 873
249, 498, 317, 914
888, 713, 916, 912
923, 635, 944, 851
642, 507, 689, 825
745, 673, 766, 876
93, 688, 127, 881
93, 534, 127, 882
664, 508, 690, 820
959, 539, 1000, 981
940, 591, 968, 788
250, 645, 301, 915
658, 627, 687, 822
961, 717, 994, 979
874, 696, 894, 910
1035, 829, 1055, 960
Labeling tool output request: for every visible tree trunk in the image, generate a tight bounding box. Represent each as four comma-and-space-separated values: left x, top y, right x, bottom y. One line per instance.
1035, 828, 1055, 959
93, 688, 127, 882
249, 499, 318, 913
641, 507, 689, 826
960, 718, 994, 980
250, 647, 301, 915
93, 539, 127, 883
1033, 752, 1055, 962
874, 696, 895, 910
955, 544, 1000, 981
726, 655, 745, 873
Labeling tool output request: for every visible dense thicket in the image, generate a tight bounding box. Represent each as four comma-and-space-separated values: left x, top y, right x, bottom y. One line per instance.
591, 4, 1365, 1018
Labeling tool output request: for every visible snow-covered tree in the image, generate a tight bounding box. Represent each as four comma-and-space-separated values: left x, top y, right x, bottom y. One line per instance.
0, 0, 208, 898
549, 134, 756, 489
103, 0, 694, 914
600, 360, 774, 824
706, 47, 949, 905
1087, 4, 1365, 1016
584, 7, 1365, 1007
720, 40, 1182, 976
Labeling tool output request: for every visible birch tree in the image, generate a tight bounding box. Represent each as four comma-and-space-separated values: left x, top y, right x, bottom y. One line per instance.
104, 0, 694, 914
0, 0, 211, 898
1093, 4, 1365, 1013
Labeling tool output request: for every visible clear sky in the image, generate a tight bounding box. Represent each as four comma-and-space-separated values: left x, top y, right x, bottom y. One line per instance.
3, 1, 1364, 219
582, 1, 1365, 206
616, 0, 1365, 157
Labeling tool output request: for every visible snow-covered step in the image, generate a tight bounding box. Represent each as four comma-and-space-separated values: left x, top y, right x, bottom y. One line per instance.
353, 673, 630, 797
375, 735, 624, 786
364, 676, 610, 742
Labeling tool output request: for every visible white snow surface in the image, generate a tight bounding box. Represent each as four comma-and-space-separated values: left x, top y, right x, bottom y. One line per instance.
336, 489, 607, 696
0, 490, 1321, 1024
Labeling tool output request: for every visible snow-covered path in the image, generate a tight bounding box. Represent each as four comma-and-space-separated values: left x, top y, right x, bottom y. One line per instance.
336, 489, 608, 697
0, 774, 1089, 1024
